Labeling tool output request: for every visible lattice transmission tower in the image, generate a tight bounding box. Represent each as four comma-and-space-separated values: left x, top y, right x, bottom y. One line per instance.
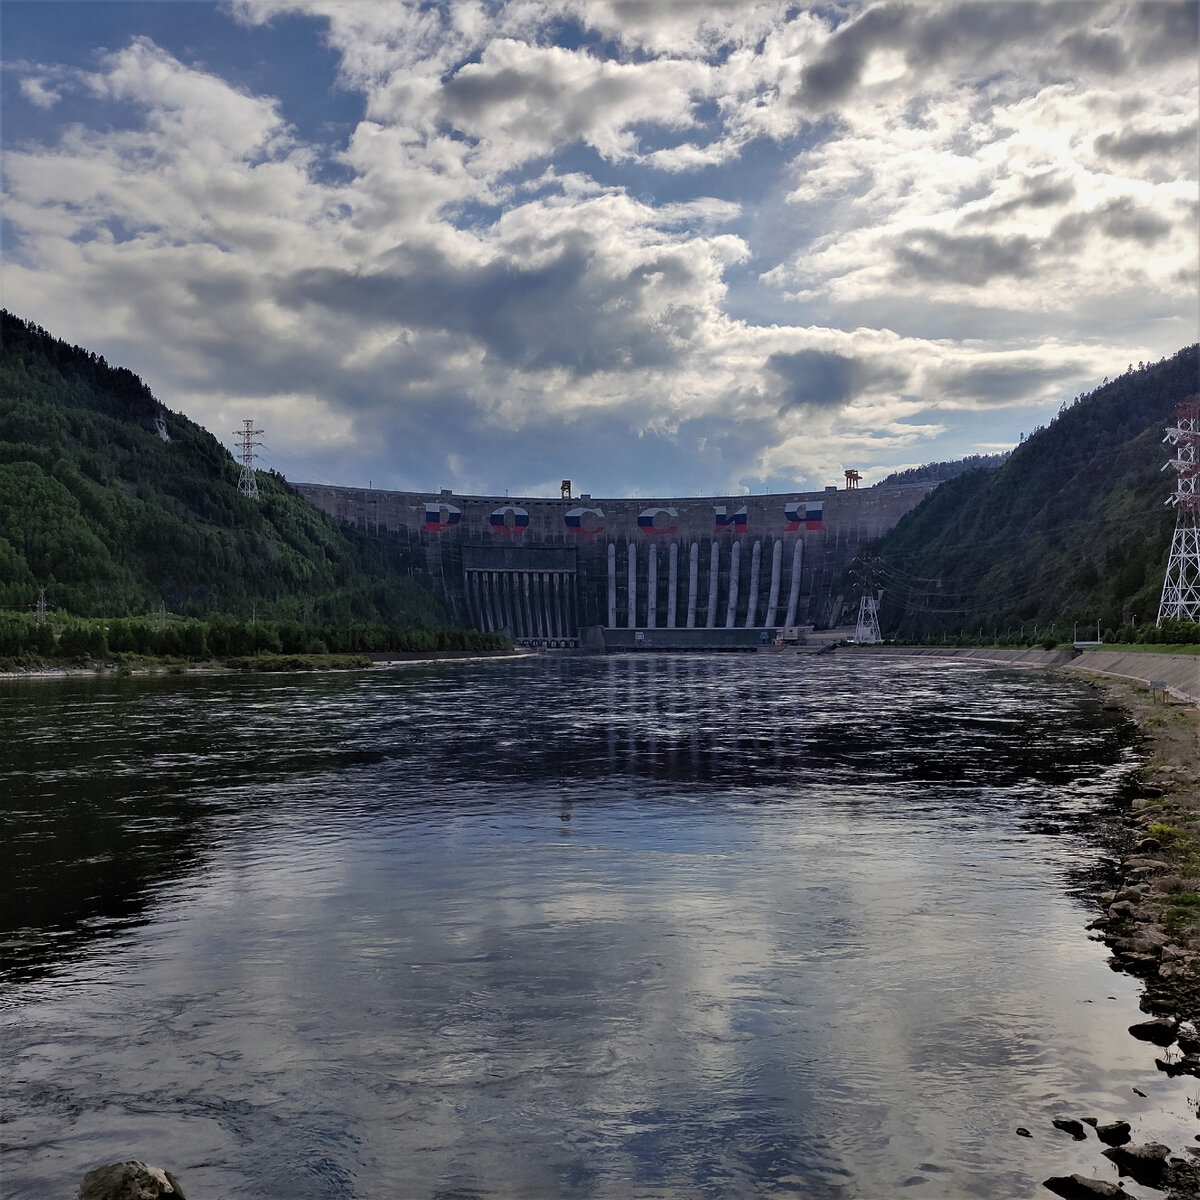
1157, 398, 1200, 624
234, 419, 264, 499
855, 593, 882, 643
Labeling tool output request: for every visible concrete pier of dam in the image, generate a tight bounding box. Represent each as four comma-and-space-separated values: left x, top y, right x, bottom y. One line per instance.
294, 482, 935, 647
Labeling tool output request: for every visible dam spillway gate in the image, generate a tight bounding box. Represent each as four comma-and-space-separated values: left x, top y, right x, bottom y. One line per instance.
293, 484, 936, 648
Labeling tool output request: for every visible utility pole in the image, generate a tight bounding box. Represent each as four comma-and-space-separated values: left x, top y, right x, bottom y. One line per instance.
234, 420, 264, 499
1158, 398, 1200, 623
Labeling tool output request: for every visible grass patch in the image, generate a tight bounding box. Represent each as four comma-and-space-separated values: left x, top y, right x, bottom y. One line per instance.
1147, 821, 1181, 845
1162, 893, 1200, 937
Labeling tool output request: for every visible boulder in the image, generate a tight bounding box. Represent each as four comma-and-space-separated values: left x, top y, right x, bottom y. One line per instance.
1128, 939, 1166, 957
1155, 1055, 1200, 1077
1095, 1120, 1132, 1147
1129, 1018, 1177, 1045
1114, 886, 1147, 903
1053, 1117, 1089, 1140
1137, 925, 1172, 947
78, 1162, 186, 1200
1042, 1174, 1126, 1199
1102, 1141, 1171, 1187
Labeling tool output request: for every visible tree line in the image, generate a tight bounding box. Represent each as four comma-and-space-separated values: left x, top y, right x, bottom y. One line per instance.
0, 612, 507, 665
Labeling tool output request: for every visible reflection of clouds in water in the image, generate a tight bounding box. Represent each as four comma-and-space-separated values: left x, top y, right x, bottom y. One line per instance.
2, 658, 1179, 1199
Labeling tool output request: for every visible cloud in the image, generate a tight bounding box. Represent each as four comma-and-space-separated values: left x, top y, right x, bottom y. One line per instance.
1094, 122, 1198, 162
765, 349, 908, 415
435, 39, 710, 167
279, 232, 702, 377
893, 231, 1038, 286
932, 360, 1086, 407
18, 76, 61, 110
1053, 197, 1175, 248
1, 2, 1196, 498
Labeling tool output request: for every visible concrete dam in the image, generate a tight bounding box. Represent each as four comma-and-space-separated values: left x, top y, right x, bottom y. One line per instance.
294, 483, 935, 647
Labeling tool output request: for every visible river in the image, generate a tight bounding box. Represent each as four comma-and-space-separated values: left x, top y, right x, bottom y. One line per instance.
1, 655, 1195, 1197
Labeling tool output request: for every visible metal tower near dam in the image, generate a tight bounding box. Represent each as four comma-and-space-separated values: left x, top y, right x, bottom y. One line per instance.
1158, 398, 1200, 624
234, 420, 264, 500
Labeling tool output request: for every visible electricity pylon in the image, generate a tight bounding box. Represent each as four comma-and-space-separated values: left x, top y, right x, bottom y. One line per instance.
1158, 398, 1200, 624
234, 420, 264, 499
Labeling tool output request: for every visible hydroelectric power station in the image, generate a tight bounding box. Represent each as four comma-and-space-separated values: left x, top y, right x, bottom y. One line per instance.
295, 480, 935, 649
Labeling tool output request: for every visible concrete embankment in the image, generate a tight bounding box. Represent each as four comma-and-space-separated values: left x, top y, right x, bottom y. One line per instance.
837, 645, 1199, 706
1065, 650, 1199, 707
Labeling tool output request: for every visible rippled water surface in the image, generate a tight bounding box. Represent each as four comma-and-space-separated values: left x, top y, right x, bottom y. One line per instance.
2, 655, 1196, 1198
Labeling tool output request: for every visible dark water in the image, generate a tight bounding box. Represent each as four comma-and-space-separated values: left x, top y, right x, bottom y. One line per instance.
1, 656, 1196, 1198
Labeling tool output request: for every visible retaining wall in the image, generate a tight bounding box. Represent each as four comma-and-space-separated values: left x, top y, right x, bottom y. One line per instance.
1066, 650, 1200, 705
838, 645, 1199, 706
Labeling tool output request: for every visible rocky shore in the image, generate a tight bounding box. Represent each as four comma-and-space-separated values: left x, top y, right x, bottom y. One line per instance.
1082, 675, 1200, 1019
1042, 673, 1200, 1199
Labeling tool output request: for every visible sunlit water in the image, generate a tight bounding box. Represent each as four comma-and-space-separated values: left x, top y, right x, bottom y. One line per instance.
2, 655, 1196, 1198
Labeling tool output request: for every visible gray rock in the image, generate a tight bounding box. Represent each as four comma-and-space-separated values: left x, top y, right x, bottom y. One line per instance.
1053, 1117, 1089, 1140
1042, 1174, 1126, 1199
78, 1162, 187, 1200
1096, 1120, 1132, 1147
1177, 1020, 1200, 1055
1160, 960, 1194, 979
1128, 939, 1166, 957
1130, 1017, 1178, 1045
1138, 925, 1171, 947
1102, 1141, 1172, 1187
1155, 1054, 1200, 1078
1115, 886, 1147, 903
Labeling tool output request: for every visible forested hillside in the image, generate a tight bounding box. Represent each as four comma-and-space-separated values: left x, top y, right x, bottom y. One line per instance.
879, 453, 1009, 487
872, 345, 1199, 639
0, 311, 450, 626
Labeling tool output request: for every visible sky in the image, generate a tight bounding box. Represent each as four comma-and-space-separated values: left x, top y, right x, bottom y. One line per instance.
2, 1, 1197, 498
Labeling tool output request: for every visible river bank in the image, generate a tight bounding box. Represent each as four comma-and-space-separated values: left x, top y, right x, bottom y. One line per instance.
839, 646, 1200, 1195
1075, 672, 1200, 1016
0, 647, 530, 681
842, 645, 1200, 1011
1048, 672, 1200, 1200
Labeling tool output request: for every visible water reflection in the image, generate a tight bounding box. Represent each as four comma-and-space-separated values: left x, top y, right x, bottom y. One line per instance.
1, 657, 1186, 1200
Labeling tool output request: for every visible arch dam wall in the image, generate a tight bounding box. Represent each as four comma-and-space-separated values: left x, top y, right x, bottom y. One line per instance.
293, 483, 934, 646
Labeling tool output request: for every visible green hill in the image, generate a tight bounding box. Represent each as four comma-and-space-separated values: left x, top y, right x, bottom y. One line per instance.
871, 345, 1199, 641
879, 453, 1009, 487
0, 310, 451, 629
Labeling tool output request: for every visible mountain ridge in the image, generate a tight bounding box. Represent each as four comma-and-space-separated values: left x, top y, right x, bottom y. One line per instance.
871, 345, 1199, 638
